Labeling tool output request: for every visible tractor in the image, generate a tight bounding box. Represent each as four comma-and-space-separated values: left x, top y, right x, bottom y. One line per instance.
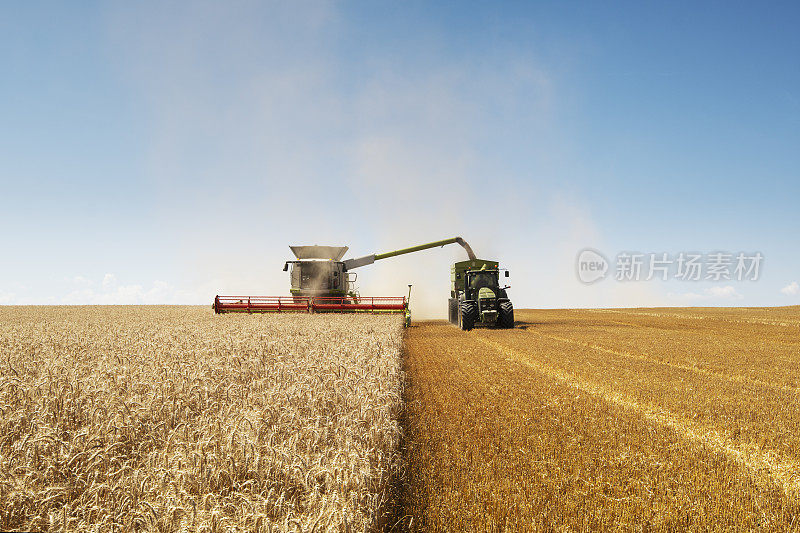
448, 259, 513, 330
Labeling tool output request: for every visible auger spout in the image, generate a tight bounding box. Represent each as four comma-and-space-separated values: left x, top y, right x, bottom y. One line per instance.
343, 236, 476, 270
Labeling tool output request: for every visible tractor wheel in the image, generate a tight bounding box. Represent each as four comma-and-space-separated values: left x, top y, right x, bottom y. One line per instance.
460, 300, 477, 331
498, 300, 514, 329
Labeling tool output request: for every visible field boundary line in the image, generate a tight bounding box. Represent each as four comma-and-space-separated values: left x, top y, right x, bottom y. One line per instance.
580, 309, 800, 329
473, 335, 800, 499
601, 318, 800, 349
532, 331, 799, 394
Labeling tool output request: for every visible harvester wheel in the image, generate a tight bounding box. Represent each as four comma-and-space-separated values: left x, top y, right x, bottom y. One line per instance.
498, 300, 514, 329
459, 300, 477, 331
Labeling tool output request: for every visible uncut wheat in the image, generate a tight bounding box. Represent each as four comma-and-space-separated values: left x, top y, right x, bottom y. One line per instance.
0, 306, 404, 532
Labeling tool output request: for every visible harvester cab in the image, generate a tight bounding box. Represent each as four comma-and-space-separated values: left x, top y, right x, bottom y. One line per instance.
283, 245, 354, 298
448, 259, 514, 330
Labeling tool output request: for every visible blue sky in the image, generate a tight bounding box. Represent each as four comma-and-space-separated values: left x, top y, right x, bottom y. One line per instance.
1, 1, 798, 313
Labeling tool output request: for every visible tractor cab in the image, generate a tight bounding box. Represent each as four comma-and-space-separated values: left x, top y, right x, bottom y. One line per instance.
466, 268, 503, 293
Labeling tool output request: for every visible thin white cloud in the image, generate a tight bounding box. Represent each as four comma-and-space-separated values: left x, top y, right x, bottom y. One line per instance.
705, 285, 743, 299
71, 275, 94, 286
102, 273, 117, 290
667, 285, 743, 302
780, 281, 799, 296
60, 275, 206, 305
0, 291, 15, 305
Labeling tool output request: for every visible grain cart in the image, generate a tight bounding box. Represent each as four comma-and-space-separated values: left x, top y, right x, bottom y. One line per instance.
448, 259, 513, 330
213, 236, 476, 327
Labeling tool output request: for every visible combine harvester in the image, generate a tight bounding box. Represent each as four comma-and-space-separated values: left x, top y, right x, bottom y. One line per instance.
213, 237, 477, 326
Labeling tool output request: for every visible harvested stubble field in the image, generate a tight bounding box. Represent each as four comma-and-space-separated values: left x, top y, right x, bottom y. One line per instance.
402, 307, 800, 531
0, 307, 403, 532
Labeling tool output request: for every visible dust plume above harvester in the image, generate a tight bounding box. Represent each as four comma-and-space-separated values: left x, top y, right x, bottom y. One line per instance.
213, 236, 492, 326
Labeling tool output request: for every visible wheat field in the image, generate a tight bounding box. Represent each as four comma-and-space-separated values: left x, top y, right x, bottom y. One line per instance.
402, 307, 800, 531
4, 305, 800, 531
0, 307, 403, 532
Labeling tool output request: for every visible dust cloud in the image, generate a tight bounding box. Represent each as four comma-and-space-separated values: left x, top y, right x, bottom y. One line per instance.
106, 3, 666, 314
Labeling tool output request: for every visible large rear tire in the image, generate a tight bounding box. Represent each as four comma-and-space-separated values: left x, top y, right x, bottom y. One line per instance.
460, 300, 477, 331
498, 300, 514, 329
